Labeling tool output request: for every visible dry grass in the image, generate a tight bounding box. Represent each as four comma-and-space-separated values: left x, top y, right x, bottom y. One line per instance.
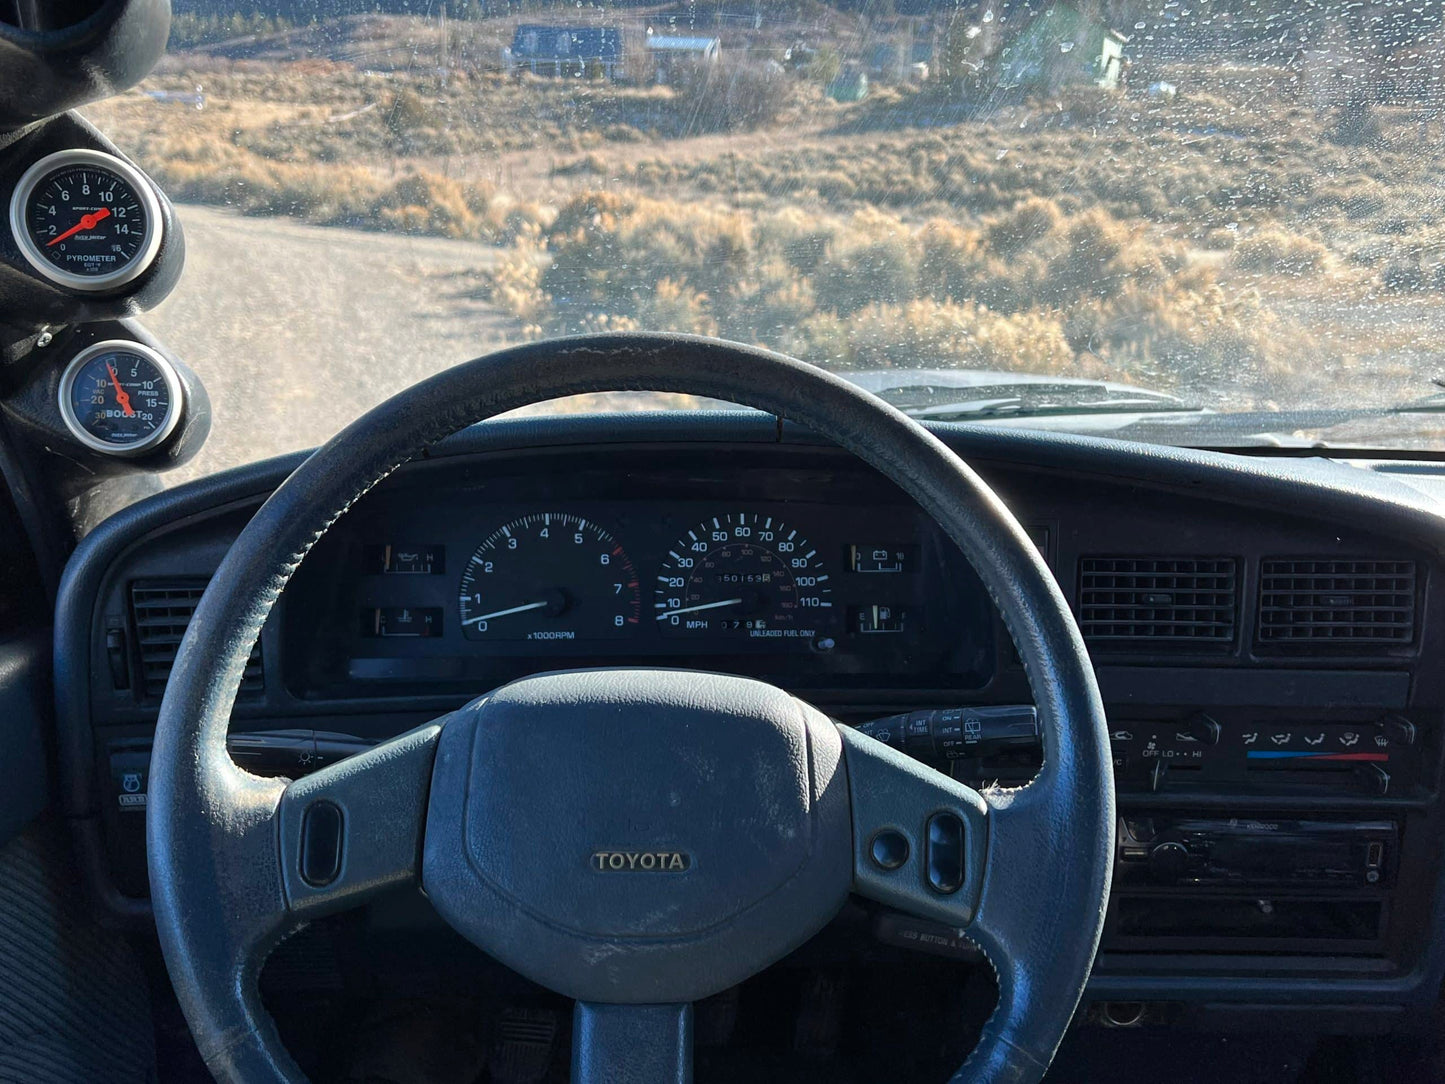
503, 187, 1289, 396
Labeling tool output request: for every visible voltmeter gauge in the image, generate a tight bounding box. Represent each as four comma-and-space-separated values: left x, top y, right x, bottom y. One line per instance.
58, 341, 181, 455
9, 148, 164, 291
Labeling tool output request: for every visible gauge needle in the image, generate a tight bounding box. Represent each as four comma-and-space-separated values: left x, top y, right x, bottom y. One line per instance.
106, 362, 135, 417
655, 597, 744, 620
462, 600, 549, 626
47, 206, 111, 247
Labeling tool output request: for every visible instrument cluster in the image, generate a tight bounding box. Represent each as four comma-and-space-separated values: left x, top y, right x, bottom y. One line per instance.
367, 506, 917, 652
286, 478, 997, 695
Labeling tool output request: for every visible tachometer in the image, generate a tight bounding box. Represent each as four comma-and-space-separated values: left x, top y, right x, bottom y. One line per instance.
654, 513, 833, 640
10, 148, 163, 291
458, 514, 640, 641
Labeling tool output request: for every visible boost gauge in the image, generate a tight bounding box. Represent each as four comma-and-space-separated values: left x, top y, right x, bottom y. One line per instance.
58, 341, 181, 455
9, 148, 163, 291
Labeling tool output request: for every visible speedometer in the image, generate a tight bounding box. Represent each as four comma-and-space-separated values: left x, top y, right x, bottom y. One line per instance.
458, 514, 640, 641
654, 513, 833, 640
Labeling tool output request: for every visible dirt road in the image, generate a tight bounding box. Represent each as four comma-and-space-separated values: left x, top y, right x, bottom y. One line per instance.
146, 204, 521, 482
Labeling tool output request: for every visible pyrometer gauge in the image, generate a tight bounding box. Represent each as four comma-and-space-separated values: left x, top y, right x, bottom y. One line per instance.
58, 341, 181, 456
9, 148, 164, 292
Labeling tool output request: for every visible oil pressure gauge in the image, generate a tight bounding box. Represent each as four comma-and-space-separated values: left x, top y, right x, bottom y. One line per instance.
9, 148, 164, 291
58, 341, 181, 455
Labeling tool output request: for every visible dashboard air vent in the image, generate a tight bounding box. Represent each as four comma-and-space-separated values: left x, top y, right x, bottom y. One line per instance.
1258, 558, 1416, 646
130, 580, 264, 699
1079, 556, 1237, 647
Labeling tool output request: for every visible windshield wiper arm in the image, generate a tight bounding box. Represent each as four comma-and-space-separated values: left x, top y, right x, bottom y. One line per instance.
1114, 398, 1445, 444
876, 381, 1202, 421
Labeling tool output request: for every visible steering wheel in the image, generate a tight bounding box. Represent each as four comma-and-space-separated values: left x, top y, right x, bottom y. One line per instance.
147, 334, 1113, 1084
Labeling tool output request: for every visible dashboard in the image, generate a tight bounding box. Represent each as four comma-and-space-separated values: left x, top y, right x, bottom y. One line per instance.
53, 413, 1445, 1038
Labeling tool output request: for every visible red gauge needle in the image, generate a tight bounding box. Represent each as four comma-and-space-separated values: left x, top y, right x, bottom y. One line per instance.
106, 362, 135, 417
47, 206, 111, 247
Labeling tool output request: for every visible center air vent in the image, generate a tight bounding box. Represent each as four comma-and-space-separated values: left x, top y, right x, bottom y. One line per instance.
1258, 558, 1416, 646
130, 580, 264, 699
1079, 556, 1238, 648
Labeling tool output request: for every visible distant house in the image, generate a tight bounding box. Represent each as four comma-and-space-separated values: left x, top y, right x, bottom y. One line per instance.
868, 38, 934, 83
645, 33, 721, 84
504, 25, 625, 80
869, 42, 904, 81
998, 5, 1130, 92
827, 64, 869, 102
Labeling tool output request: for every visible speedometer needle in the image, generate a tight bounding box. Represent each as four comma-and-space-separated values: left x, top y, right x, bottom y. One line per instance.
462, 600, 549, 625
47, 206, 111, 247
655, 597, 744, 620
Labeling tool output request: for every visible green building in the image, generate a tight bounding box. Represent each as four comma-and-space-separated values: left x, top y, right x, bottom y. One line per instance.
998, 5, 1130, 92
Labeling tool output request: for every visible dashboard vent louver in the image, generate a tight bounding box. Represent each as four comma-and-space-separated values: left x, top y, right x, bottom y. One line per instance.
130, 580, 264, 699
1078, 556, 1238, 647
1258, 558, 1416, 646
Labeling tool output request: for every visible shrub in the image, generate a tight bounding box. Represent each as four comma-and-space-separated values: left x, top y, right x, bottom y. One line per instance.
672, 62, 792, 133
373, 171, 477, 238
633, 279, 718, 337
986, 197, 1065, 258
1382, 258, 1427, 293
489, 224, 550, 323
839, 299, 1077, 373
1233, 229, 1331, 276
384, 89, 435, 137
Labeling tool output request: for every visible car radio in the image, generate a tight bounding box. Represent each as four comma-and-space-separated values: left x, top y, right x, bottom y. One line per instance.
1115, 815, 1395, 889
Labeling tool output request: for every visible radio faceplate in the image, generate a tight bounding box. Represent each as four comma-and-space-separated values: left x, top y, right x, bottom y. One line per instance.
1104, 815, 1401, 954
1116, 815, 1395, 889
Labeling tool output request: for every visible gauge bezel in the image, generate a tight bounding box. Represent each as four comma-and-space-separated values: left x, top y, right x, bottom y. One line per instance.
458, 512, 642, 641
8, 148, 165, 293
654, 513, 834, 639
57, 340, 183, 456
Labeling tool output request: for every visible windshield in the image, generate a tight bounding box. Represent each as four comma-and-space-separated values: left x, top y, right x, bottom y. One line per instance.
84, 0, 1445, 480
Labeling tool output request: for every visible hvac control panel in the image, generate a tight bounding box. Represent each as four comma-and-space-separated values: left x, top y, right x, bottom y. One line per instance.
854, 707, 1425, 798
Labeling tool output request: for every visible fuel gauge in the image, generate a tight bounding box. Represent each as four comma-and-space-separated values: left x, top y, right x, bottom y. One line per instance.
58, 340, 181, 455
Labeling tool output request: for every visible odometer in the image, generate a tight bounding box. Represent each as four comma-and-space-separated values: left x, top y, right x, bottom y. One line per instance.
655, 513, 833, 640
9, 148, 163, 291
458, 514, 640, 641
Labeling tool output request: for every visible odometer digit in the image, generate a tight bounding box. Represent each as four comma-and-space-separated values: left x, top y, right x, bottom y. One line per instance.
654, 513, 833, 640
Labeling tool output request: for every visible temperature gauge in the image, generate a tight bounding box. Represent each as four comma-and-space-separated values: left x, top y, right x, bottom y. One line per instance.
57, 341, 181, 455
10, 148, 164, 292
